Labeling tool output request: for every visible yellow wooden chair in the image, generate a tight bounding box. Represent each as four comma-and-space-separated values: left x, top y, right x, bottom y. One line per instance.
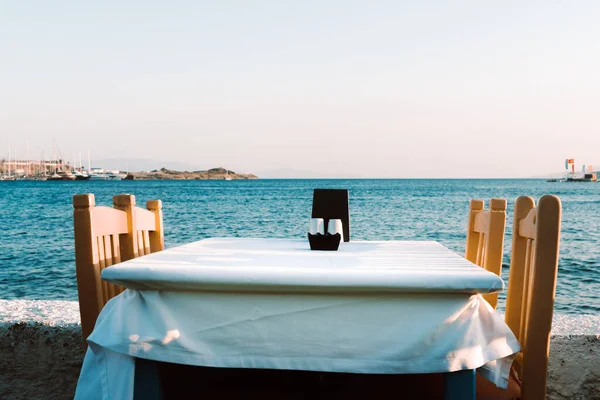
477, 195, 562, 400
73, 193, 164, 344
465, 198, 507, 309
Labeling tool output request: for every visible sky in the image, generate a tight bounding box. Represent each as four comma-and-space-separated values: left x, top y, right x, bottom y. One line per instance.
1, 1, 599, 178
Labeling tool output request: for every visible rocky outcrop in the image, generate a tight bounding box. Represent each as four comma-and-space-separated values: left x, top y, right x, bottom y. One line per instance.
127, 167, 258, 180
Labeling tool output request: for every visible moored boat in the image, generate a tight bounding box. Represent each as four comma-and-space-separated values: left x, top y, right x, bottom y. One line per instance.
73, 170, 90, 180
107, 170, 126, 180
62, 172, 76, 181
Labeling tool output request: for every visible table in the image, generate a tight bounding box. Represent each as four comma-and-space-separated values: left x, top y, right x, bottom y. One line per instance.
75, 238, 520, 400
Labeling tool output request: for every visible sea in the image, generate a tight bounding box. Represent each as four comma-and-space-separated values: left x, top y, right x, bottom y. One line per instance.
0, 179, 598, 315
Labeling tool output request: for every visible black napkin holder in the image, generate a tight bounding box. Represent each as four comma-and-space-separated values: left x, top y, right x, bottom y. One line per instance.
311, 189, 350, 242
308, 233, 341, 251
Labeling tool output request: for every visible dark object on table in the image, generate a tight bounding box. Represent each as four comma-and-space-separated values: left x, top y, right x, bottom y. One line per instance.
307, 233, 341, 251
311, 189, 350, 242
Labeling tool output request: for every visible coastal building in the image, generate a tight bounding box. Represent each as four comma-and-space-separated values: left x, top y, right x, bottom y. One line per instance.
548, 159, 598, 182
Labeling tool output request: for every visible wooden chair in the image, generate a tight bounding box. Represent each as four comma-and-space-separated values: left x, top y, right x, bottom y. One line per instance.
465, 198, 507, 309
311, 189, 350, 242
73, 193, 164, 344
477, 195, 562, 400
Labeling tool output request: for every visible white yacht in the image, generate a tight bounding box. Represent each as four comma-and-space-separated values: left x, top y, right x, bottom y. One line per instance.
88, 168, 109, 180
72, 170, 89, 180
88, 168, 126, 180
107, 170, 126, 180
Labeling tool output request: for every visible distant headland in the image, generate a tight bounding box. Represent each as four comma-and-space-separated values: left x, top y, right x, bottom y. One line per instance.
127, 167, 258, 180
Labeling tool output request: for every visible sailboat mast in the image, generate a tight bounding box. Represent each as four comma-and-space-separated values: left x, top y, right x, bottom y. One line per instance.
12, 143, 17, 177
26, 140, 29, 176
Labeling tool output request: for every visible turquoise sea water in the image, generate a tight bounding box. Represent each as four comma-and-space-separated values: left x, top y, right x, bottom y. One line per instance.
0, 179, 598, 315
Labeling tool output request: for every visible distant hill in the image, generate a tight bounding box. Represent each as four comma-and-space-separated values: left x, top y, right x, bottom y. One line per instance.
129, 167, 258, 180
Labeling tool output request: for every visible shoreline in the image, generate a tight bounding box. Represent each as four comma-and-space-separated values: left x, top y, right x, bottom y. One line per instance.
0, 300, 598, 399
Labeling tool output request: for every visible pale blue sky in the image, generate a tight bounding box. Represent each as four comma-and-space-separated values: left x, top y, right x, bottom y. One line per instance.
1, 1, 599, 177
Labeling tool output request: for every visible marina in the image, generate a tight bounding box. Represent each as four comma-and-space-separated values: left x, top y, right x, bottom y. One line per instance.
0, 159, 127, 181
0, 142, 128, 181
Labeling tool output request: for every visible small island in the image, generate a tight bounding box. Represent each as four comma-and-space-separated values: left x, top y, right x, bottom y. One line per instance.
125, 167, 258, 180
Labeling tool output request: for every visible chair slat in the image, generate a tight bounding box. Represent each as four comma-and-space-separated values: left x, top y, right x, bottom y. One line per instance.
104, 235, 116, 300
519, 239, 533, 344
143, 230, 151, 255
111, 235, 124, 295
111, 234, 121, 265
137, 230, 145, 256
104, 235, 113, 267
475, 234, 485, 265
97, 236, 109, 305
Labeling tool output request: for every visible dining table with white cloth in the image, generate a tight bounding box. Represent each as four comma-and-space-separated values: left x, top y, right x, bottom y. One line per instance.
74, 238, 521, 400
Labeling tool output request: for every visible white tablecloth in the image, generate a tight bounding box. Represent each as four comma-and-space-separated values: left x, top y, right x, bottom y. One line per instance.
75, 239, 520, 400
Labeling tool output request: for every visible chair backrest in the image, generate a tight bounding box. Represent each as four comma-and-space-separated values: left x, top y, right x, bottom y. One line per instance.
504, 195, 561, 400
465, 198, 507, 308
311, 189, 350, 242
73, 193, 164, 343
113, 194, 164, 257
